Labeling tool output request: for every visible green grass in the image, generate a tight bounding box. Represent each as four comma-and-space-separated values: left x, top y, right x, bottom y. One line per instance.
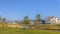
0, 28, 60, 34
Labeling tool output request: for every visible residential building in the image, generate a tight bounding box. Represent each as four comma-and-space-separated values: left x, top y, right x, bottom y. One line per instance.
45, 16, 59, 24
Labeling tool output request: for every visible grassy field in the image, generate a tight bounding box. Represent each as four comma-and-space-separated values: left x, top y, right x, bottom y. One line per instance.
0, 28, 60, 34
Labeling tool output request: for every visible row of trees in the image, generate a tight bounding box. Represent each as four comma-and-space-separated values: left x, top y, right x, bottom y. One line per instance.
22, 14, 43, 25
0, 14, 45, 25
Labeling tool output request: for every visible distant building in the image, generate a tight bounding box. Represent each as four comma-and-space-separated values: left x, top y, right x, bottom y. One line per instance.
45, 16, 59, 24
29, 20, 42, 25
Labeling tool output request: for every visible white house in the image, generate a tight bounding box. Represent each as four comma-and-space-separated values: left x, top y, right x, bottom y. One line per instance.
45, 16, 59, 24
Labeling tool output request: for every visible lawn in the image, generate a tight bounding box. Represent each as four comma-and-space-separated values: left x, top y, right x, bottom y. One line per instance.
0, 28, 60, 34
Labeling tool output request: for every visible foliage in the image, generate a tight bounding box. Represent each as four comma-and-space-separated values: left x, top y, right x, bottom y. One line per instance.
23, 16, 30, 25
36, 14, 41, 21
35, 14, 42, 24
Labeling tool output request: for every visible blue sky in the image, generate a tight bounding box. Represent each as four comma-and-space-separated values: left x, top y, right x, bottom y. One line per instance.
0, 0, 60, 20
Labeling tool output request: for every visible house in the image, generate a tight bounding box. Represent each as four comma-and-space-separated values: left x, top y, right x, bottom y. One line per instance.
45, 16, 59, 24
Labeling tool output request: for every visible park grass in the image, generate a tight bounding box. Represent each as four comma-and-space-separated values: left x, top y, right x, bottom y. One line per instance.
0, 28, 60, 34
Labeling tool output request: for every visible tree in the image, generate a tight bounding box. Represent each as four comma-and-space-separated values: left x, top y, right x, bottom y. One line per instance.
0, 16, 3, 22
2, 18, 6, 22
23, 16, 30, 25
21, 16, 30, 29
2, 18, 7, 28
35, 14, 42, 24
